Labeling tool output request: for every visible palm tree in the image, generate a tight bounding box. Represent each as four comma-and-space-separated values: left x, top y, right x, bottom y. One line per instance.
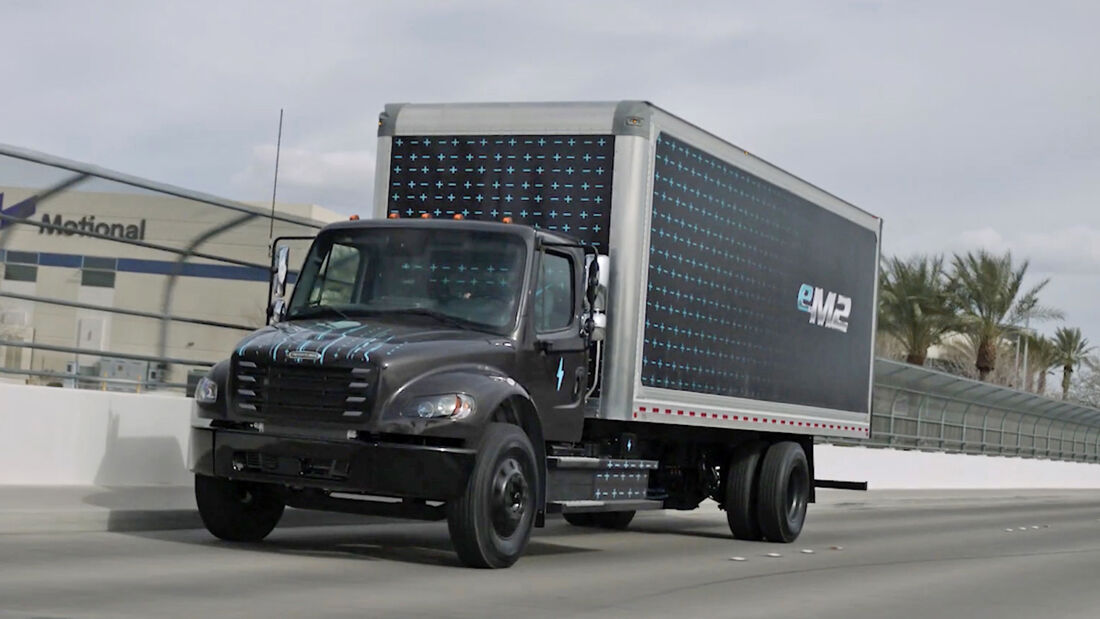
877, 255, 957, 366
1052, 327, 1094, 399
1024, 334, 1059, 395
950, 250, 1061, 381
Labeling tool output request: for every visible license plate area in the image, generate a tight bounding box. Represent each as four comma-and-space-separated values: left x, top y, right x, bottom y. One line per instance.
231, 450, 350, 480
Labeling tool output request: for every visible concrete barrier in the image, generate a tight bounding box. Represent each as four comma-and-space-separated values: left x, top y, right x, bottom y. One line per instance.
0, 383, 192, 486
816, 443, 1100, 489
3, 381, 1100, 489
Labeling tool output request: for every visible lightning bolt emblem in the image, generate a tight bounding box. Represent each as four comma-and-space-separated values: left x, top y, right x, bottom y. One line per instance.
556, 358, 565, 391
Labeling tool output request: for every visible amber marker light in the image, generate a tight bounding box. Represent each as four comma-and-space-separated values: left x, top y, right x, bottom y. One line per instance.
501, 216, 513, 224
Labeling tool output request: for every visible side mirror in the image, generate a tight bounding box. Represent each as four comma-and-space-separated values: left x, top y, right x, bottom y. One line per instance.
585, 254, 610, 312
270, 297, 287, 323
585, 312, 607, 342
268, 245, 290, 324
273, 245, 290, 299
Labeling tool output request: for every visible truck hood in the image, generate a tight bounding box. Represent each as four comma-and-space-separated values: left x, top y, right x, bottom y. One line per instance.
233, 318, 494, 366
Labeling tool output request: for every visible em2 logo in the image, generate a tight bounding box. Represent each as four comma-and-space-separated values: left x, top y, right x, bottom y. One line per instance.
797, 284, 851, 333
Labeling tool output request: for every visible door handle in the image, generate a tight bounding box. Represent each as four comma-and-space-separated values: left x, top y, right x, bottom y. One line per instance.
572, 366, 585, 398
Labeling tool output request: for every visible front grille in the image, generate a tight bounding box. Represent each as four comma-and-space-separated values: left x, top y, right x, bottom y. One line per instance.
233, 359, 375, 422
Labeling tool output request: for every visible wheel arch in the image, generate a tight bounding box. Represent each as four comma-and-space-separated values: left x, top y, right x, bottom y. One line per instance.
492, 395, 548, 526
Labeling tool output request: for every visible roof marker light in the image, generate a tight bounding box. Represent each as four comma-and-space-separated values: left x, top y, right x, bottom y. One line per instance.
420, 213, 432, 219
387, 212, 399, 219
349, 215, 360, 221
501, 216, 513, 224
453, 214, 464, 220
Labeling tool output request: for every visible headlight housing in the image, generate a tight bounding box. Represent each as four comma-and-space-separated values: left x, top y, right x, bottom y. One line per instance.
404, 394, 475, 420
195, 376, 219, 404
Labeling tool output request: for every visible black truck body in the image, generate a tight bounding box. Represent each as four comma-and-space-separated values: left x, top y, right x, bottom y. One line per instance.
190, 101, 881, 568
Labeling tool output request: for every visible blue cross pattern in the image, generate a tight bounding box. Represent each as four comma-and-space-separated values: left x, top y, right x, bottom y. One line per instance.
388, 134, 614, 249
640, 133, 811, 401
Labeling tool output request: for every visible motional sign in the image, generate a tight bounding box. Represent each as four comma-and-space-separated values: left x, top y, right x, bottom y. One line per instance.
796, 284, 851, 333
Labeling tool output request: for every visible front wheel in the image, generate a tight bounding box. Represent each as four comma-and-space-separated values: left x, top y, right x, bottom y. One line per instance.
447, 423, 538, 568
194, 474, 285, 542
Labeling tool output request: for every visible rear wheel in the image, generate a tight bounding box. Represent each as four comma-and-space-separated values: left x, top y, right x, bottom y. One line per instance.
724, 441, 766, 541
563, 510, 636, 529
194, 474, 285, 542
755, 441, 809, 543
447, 423, 538, 568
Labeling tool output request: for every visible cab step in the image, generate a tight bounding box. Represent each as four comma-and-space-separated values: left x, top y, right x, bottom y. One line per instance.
547, 499, 664, 514
547, 456, 658, 470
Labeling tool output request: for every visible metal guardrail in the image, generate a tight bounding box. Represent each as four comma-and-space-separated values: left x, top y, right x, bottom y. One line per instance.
828, 359, 1100, 464
0, 143, 324, 391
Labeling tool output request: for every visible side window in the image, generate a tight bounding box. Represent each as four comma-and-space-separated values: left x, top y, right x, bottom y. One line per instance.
308, 243, 362, 305
534, 252, 574, 332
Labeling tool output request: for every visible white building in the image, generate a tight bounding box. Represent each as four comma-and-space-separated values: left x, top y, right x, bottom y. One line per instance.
0, 180, 340, 390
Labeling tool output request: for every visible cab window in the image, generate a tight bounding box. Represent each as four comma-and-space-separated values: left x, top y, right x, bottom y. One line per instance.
308, 242, 362, 305
534, 252, 574, 332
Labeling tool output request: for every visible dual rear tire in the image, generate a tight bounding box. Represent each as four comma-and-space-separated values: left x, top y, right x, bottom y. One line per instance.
724, 441, 809, 543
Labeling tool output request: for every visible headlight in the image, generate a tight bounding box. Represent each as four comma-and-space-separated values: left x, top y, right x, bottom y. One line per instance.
405, 394, 475, 419
195, 376, 218, 404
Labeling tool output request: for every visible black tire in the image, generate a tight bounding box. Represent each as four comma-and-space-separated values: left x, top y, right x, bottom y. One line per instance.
563, 510, 635, 529
755, 441, 810, 543
725, 440, 767, 541
194, 474, 285, 542
447, 423, 538, 568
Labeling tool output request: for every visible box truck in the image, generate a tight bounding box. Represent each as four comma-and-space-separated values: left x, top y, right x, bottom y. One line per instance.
189, 101, 881, 568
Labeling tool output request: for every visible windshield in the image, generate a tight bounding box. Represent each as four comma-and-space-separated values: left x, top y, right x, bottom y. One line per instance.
286, 226, 528, 332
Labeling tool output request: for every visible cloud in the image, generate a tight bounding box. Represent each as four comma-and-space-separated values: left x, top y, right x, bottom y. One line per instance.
232, 145, 375, 211
954, 227, 1009, 254
951, 226, 1100, 275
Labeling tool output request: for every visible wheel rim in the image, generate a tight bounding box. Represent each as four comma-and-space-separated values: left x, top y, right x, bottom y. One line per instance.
490, 456, 530, 538
785, 465, 808, 523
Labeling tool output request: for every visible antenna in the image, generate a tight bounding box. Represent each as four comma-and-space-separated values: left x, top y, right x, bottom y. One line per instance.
268, 108, 284, 245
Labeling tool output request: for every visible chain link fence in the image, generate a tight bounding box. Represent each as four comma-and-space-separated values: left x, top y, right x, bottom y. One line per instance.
828, 359, 1100, 464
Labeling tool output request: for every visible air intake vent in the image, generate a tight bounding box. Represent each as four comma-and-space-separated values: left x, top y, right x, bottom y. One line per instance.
233, 359, 374, 422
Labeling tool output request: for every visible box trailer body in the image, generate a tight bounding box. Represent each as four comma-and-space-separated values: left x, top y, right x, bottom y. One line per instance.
190, 101, 881, 568
373, 101, 880, 439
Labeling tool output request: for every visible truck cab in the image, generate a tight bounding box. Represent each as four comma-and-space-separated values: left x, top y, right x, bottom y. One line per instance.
190, 218, 619, 568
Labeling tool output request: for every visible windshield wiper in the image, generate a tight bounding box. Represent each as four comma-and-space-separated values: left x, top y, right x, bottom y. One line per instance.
374, 308, 495, 333
289, 304, 352, 322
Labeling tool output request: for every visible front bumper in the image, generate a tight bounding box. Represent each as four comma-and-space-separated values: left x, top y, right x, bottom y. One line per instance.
189, 427, 476, 500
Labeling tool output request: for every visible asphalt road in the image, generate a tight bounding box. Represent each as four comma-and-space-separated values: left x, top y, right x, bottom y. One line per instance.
2, 489, 1100, 619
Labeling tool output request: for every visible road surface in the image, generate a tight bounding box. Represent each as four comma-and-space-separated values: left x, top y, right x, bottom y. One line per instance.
2, 489, 1099, 618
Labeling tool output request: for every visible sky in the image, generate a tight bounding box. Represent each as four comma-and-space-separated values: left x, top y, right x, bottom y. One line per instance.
2, 0, 1098, 343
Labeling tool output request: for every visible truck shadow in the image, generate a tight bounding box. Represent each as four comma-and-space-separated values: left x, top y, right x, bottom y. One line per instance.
247, 527, 595, 567
122, 519, 595, 568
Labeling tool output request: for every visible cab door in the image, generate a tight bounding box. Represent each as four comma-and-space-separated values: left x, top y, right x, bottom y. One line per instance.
524, 247, 589, 442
